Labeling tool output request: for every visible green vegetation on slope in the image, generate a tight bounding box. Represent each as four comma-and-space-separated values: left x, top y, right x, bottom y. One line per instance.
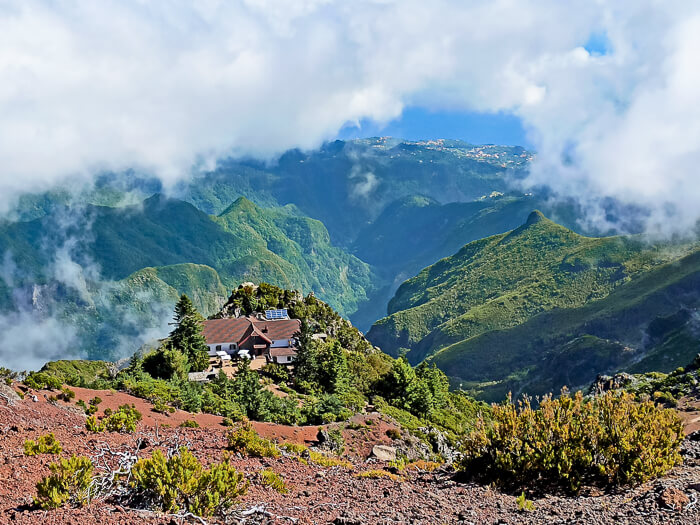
184, 139, 531, 244
430, 247, 700, 400
214, 197, 374, 315
368, 211, 663, 360
39, 360, 113, 386
368, 211, 700, 401
0, 194, 377, 361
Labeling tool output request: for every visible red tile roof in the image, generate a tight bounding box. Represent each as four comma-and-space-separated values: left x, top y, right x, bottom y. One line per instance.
202, 318, 301, 345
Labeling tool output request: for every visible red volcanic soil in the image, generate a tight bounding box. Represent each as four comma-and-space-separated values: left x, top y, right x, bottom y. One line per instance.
1, 383, 699, 524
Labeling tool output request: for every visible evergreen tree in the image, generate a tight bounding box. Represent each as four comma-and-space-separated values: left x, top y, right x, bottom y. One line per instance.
170, 294, 209, 372
381, 357, 422, 412
416, 362, 450, 410
315, 339, 349, 395
292, 321, 320, 392
232, 359, 271, 421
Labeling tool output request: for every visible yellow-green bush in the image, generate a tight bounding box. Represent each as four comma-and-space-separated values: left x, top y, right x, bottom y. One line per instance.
355, 469, 402, 481
86, 404, 142, 433
281, 442, 308, 455
461, 390, 684, 491
179, 419, 200, 428
227, 422, 280, 458
34, 455, 94, 509
259, 469, 288, 494
24, 433, 62, 456
516, 492, 535, 512
307, 450, 352, 469
388, 458, 442, 472
130, 448, 247, 517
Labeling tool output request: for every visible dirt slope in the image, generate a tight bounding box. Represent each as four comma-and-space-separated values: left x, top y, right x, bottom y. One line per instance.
1, 384, 699, 524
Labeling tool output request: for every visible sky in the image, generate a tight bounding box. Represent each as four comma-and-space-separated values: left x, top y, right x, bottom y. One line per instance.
1, 0, 700, 234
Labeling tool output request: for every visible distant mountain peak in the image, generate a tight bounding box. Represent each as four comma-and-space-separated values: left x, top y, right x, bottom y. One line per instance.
525, 209, 546, 226
219, 196, 257, 216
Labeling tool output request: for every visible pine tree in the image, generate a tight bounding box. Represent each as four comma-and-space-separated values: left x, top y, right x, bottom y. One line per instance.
232, 358, 270, 421
315, 339, 349, 395
170, 295, 209, 372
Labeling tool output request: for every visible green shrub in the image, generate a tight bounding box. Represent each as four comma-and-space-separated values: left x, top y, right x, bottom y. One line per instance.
227, 422, 280, 458
260, 363, 291, 383
281, 442, 308, 455
355, 469, 402, 481
388, 456, 409, 471
86, 404, 142, 433
0, 367, 17, 385
386, 428, 401, 440
461, 390, 684, 491
516, 492, 535, 512
89, 396, 102, 406
59, 388, 75, 402
76, 399, 87, 411
34, 455, 94, 509
39, 360, 113, 388
307, 450, 352, 469
102, 404, 142, 432
85, 415, 102, 433
259, 469, 288, 494
130, 448, 247, 517
152, 397, 176, 415
179, 419, 200, 428
24, 433, 62, 456
24, 372, 62, 391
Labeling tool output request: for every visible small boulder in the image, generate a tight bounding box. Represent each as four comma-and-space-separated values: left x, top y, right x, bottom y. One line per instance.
371, 444, 397, 461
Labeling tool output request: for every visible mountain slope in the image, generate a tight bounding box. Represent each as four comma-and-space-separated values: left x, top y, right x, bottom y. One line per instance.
430, 247, 700, 401
183, 138, 532, 244
367, 211, 700, 400
0, 194, 375, 317
367, 211, 661, 360
0, 195, 377, 362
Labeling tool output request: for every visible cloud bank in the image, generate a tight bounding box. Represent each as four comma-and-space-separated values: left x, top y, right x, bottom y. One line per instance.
0, 0, 699, 231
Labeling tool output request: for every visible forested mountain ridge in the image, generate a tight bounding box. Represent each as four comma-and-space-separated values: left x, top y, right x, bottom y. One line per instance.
367, 211, 700, 400
0, 194, 376, 363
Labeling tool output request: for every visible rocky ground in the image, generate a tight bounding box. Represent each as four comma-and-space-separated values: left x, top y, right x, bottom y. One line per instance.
0, 384, 699, 524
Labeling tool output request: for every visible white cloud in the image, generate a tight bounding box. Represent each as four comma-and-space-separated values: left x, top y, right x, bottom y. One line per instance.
0, 311, 79, 371
0, 1, 698, 231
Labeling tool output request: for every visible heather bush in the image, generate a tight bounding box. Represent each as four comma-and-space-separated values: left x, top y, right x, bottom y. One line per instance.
227, 422, 280, 458
259, 469, 288, 494
24, 372, 62, 391
130, 448, 247, 517
58, 387, 75, 402
307, 450, 352, 468
461, 390, 684, 491
355, 469, 402, 481
281, 442, 308, 455
24, 433, 62, 456
86, 404, 142, 433
34, 455, 94, 509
